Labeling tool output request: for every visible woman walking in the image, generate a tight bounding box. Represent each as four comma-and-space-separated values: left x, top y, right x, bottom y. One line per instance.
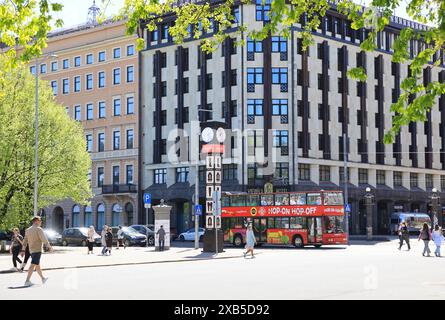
101, 226, 108, 256
105, 227, 113, 256
243, 224, 257, 259
418, 223, 432, 257
432, 225, 444, 257
10, 228, 23, 271
87, 226, 96, 255
398, 222, 411, 251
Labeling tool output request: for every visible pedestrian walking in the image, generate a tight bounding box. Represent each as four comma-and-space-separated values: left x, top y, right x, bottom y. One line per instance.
418, 223, 432, 257
10, 228, 24, 271
101, 225, 108, 256
117, 226, 125, 250
157, 225, 166, 251
20, 216, 53, 287
20, 245, 31, 272
243, 224, 257, 259
432, 225, 444, 257
87, 226, 96, 255
105, 227, 113, 256
398, 222, 411, 251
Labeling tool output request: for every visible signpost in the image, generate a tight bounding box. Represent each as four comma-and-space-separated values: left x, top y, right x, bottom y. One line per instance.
144, 193, 152, 247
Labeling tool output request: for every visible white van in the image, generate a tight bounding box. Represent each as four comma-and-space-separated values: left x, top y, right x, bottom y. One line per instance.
389, 212, 432, 235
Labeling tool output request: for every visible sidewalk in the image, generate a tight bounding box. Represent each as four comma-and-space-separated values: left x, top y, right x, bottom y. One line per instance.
0, 245, 244, 273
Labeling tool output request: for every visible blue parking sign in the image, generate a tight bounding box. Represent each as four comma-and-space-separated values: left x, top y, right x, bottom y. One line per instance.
195, 205, 203, 216
345, 204, 351, 213
144, 193, 152, 205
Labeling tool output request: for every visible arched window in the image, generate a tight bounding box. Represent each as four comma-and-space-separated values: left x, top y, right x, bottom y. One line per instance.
72, 205, 80, 227
97, 204, 105, 231
125, 203, 134, 226
112, 204, 122, 226
84, 206, 93, 227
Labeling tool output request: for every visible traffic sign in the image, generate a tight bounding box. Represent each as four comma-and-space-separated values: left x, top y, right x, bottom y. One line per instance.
206, 216, 215, 229
215, 216, 222, 229
345, 204, 351, 213
144, 193, 152, 205
195, 205, 203, 216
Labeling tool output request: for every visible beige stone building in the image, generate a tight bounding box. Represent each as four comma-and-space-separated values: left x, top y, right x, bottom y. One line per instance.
35, 19, 140, 232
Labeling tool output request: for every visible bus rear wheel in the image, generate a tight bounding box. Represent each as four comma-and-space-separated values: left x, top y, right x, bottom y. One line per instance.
293, 236, 304, 248
233, 235, 243, 247
314, 244, 322, 248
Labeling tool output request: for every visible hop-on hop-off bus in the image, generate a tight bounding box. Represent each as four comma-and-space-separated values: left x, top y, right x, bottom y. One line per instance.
222, 191, 347, 248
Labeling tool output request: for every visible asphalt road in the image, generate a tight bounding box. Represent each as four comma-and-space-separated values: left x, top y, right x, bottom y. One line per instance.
1, 239, 444, 300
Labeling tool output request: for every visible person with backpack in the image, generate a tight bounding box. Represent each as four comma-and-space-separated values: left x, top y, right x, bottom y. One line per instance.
418, 223, 432, 257
398, 222, 411, 251
10, 228, 24, 271
431, 225, 444, 257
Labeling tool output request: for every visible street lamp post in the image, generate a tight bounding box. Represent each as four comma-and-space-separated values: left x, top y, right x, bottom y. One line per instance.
33, 53, 57, 216
430, 188, 440, 228
364, 187, 374, 241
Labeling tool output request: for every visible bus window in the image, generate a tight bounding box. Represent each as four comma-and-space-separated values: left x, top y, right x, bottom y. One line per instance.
290, 217, 305, 229
231, 195, 246, 207
290, 193, 306, 205
222, 196, 230, 207
323, 192, 344, 206
234, 218, 244, 229
325, 216, 345, 234
275, 217, 290, 229
261, 194, 274, 206
307, 193, 322, 205
246, 194, 260, 206
275, 194, 290, 206
267, 218, 275, 229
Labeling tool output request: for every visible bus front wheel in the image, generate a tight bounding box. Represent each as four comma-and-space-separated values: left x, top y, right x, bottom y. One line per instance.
293, 236, 304, 248
233, 235, 243, 247
314, 244, 322, 248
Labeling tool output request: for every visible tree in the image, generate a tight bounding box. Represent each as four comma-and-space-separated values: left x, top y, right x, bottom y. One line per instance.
0, 57, 92, 230
116, 0, 445, 143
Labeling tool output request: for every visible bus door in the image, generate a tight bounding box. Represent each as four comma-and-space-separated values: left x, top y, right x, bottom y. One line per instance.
253, 218, 267, 243
307, 217, 323, 243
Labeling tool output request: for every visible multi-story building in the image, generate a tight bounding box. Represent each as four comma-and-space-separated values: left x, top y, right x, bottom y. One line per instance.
36, 16, 140, 232
140, 0, 445, 235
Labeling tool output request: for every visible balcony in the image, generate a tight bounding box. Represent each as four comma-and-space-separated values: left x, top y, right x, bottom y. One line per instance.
102, 184, 138, 195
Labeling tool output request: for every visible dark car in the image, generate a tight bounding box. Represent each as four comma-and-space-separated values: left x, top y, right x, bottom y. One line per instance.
130, 225, 155, 246
61, 228, 101, 247
110, 227, 147, 247
43, 229, 62, 245
0, 230, 12, 241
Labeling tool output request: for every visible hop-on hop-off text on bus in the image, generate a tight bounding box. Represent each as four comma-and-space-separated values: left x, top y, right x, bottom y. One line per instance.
222, 191, 347, 248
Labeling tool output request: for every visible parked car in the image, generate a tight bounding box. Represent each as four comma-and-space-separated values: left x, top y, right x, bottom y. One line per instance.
178, 228, 205, 242
0, 230, 12, 241
130, 225, 155, 246
110, 227, 147, 247
61, 228, 101, 247
43, 229, 62, 245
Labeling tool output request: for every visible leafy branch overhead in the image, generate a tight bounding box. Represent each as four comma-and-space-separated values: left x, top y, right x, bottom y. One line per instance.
118, 0, 445, 143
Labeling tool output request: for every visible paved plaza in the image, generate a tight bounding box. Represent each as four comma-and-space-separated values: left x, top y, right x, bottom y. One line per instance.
0, 239, 444, 300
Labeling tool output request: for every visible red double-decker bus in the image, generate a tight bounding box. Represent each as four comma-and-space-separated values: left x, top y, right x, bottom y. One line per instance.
222, 190, 347, 248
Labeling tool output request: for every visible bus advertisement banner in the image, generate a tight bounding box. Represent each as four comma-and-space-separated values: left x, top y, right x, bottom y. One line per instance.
222, 205, 344, 217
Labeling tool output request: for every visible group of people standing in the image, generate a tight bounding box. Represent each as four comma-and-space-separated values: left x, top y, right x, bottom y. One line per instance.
398, 222, 444, 257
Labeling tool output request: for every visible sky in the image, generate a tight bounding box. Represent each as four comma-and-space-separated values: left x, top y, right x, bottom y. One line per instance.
53, 0, 412, 30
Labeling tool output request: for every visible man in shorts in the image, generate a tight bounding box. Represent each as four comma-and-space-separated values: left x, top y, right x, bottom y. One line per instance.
20, 216, 53, 287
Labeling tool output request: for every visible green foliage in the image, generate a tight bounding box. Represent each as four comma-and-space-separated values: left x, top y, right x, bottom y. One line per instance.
0, 58, 92, 230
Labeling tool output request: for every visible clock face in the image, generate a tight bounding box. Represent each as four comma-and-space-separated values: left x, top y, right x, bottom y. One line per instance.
216, 128, 226, 143
201, 127, 214, 143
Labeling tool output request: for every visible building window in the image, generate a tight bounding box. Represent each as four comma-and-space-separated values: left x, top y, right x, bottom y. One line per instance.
176, 167, 189, 183
86, 104, 93, 120
62, 79, 69, 94
256, 0, 271, 21
275, 163, 289, 180
113, 68, 121, 85
247, 68, 263, 92
126, 97, 134, 114
86, 135, 93, 152
98, 102, 106, 119
86, 74, 93, 90
98, 133, 105, 152
154, 169, 167, 184
98, 51, 106, 62
86, 54, 93, 65
51, 81, 58, 96
299, 164, 311, 181
394, 171, 403, 186
272, 36, 287, 60
358, 169, 368, 184
376, 170, 386, 185
273, 131, 288, 155
247, 131, 264, 156
113, 166, 120, 185
272, 68, 288, 92
441, 176, 445, 190
30, 66, 36, 75
410, 173, 418, 188
74, 76, 81, 92
127, 45, 135, 56
51, 61, 58, 72
114, 48, 121, 59
63, 59, 69, 69
126, 165, 134, 185
97, 167, 104, 187
98, 71, 105, 88
272, 99, 288, 116
319, 166, 331, 182
339, 167, 350, 184
426, 174, 433, 189
247, 99, 264, 118
72, 205, 80, 228
126, 129, 134, 149
74, 56, 81, 67
40, 64, 47, 74
247, 37, 263, 53
74, 106, 81, 121
113, 131, 121, 150
223, 164, 238, 181
113, 99, 121, 116
127, 66, 134, 83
